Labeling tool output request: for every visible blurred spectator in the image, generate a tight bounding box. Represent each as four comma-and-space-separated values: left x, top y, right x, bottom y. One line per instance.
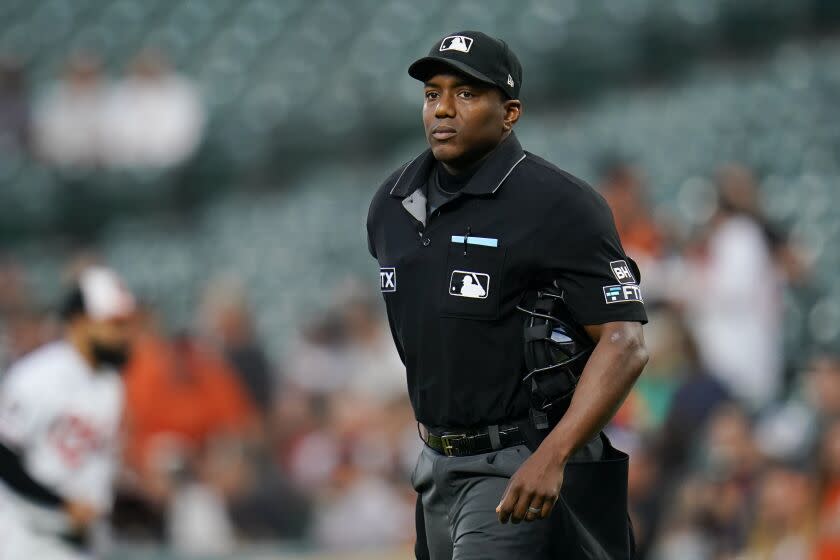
32, 52, 107, 167
742, 465, 814, 560
0, 56, 29, 153
613, 309, 684, 435
341, 293, 406, 405
102, 49, 204, 168
681, 172, 785, 411
0, 256, 30, 316
598, 159, 666, 261
752, 354, 840, 466
284, 313, 348, 394
275, 386, 416, 551
696, 405, 763, 555
715, 164, 809, 285
654, 404, 763, 558
122, 327, 258, 474
313, 470, 415, 551
0, 307, 57, 365
269, 285, 419, 552
807, 355, 840, 434
816, 419, 840, 559
699, 405, 763, 490
627, 440, 665, 559
657, 309, 731, 475
198, 277, 275, 415
649, 476, 718, 560
0, 258, 58, 367
117, 311, 308, 547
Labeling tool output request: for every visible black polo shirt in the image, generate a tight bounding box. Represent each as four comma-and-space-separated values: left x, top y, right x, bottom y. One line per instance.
367, 133, 647, 430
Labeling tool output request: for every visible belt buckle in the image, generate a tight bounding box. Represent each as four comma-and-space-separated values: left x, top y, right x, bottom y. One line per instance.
440, 433, 467, 457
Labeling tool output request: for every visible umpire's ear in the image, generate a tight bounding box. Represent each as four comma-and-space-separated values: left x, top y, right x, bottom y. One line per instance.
502, 99, 521, 131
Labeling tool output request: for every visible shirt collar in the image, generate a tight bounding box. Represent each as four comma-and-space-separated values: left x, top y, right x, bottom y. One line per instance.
389, 132, 526, 198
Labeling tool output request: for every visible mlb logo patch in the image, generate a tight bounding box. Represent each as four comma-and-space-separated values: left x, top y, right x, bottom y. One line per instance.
380, 267, 396, 292
603, 284, 643, 304
449, 270, 489, 299
440, 35, 473, 53
610, 260, 636, 285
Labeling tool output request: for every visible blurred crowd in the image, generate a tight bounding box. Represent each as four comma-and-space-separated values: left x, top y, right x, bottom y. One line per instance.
0, 257, 419, 556
597, 159, 835, 560
0, 155, 835, 560
0, 49, 204, 169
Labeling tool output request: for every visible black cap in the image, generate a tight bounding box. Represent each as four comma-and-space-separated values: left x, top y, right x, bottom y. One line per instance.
408, 31, 522, 100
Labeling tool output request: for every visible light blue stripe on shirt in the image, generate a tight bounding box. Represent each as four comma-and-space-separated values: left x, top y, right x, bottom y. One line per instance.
450, 236, 498, 247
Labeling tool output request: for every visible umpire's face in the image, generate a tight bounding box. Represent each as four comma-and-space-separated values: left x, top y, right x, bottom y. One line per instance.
423, 71, 520, 171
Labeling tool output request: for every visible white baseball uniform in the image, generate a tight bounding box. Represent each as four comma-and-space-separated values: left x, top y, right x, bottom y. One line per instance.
0, 340, 124, 560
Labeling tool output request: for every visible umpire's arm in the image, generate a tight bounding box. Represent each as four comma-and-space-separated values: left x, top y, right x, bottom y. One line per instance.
497, 321, 648, 524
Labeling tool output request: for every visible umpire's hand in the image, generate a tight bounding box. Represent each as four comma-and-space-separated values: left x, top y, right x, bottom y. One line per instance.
496, 446, 565, 524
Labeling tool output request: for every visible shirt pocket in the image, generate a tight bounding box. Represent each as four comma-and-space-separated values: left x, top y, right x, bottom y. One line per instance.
439, 242, 507, 321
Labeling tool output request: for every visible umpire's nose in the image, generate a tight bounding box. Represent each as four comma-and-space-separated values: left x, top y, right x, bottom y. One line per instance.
434, 91, 457, 119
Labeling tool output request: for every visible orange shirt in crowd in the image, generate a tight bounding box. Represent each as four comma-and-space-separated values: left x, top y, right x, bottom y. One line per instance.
122, 333, 256, 472
601, 189, 664, 260
816, 482, 840, 560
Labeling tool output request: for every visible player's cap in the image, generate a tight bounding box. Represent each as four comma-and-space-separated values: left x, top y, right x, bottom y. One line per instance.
408, 31, 522, 100
61, 267, 136, 321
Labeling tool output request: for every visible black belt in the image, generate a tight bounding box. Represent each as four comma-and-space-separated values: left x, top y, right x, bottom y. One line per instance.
418, 422, 527, 457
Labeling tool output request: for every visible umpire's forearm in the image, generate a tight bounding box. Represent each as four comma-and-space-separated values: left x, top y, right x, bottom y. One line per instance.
540, 322, 648, 462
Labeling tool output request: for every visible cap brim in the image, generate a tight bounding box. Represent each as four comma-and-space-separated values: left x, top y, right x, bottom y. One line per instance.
408, 56, 497, 88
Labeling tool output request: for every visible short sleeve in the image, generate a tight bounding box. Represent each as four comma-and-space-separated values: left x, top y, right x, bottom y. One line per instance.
366, 221, 377, 259
536, 191, 647, 326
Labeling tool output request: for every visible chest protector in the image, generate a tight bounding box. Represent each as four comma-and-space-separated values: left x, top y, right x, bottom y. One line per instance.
518, 282, 594, 429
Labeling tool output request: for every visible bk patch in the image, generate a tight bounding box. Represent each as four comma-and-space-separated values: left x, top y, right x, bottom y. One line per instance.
380, 267, 396, 292
610, 260, 636, 285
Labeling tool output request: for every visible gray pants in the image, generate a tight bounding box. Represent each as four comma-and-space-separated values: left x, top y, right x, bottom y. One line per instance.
411, 435, 631, 560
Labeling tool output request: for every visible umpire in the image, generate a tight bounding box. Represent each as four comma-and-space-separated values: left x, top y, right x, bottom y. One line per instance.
366, 31, 649, 560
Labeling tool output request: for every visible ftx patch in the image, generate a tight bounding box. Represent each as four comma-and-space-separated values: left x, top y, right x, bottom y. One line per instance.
380, 267, 396, 292
603, 284, 643, 304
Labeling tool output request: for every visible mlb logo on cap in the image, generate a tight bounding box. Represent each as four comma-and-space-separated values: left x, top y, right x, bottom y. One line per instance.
440, 35, 473, 53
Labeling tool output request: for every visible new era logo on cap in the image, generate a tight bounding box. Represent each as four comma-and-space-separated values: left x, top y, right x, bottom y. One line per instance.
440, 35, 473, 53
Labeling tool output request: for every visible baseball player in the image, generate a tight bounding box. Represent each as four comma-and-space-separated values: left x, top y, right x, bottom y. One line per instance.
0, 266, 136, 560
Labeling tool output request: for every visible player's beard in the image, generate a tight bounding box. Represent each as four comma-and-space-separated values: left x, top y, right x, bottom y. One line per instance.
90, 341, 131, 370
